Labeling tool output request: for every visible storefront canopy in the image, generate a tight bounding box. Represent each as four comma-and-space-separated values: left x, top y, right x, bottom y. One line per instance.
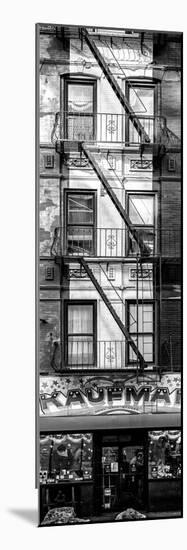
40, 412, 181, 433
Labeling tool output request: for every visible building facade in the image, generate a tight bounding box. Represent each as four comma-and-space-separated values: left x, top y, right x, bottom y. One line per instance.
37, 24, 182, 525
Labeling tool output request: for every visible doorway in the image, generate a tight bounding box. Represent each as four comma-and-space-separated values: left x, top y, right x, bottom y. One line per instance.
94, 432, 147, 515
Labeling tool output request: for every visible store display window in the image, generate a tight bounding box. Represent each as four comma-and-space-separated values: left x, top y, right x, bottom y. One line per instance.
148, 430, 181, 479
40, 433, 93, 483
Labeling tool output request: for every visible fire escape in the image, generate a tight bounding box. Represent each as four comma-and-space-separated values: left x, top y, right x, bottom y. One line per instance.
52, 27, 181, 375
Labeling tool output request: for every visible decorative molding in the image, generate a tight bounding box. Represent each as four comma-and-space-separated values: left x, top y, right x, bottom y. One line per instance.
45, 266, 54, 281
129, 267, 153, 280
106, 235, 117, 250
130, 159, 153, 171
68, 267, 88, 279
44, 154, 54, 169
106, 119, 117, 134
64, 156, 90, 168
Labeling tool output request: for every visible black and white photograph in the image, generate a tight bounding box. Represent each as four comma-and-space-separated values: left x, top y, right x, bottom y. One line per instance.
36, 22, 182, 527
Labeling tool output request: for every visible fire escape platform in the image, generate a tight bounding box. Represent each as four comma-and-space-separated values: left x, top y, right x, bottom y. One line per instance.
55, 256, 179, 265
56, 139, 180, 155
60, 140, 141, 154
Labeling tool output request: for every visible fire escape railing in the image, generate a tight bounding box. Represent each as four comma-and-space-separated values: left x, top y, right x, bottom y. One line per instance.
51, 227, 181, 259
55, 111, 166, 145
62, 340, 127, 369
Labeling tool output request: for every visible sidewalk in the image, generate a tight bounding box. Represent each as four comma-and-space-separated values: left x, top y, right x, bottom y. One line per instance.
89, 510, 182, 523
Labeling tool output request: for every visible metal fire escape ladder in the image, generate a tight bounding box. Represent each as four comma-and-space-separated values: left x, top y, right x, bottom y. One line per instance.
80, 257, 146, 370
81, 143, 150, 256
81, 28, 150, 144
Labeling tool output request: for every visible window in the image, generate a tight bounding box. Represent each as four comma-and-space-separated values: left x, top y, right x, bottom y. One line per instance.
127, 302, 154, 363
148, 431, 181, 479
64, 78, 97, 140
65, 191, 96, 256
128, 193, 155, 256
64, 300, 97, 366
40, 433, 93, 482
126, 81, 156, 143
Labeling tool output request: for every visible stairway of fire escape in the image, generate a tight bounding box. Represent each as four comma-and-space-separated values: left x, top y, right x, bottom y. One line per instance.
81, 28, 181, 152
81, 143, 151, 256
55, 28, 162, 372
79, 257, 146, 370
81, 28, 150, 144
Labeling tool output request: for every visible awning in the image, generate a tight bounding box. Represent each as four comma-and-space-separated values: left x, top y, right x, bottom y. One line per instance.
40, 412, 181, 433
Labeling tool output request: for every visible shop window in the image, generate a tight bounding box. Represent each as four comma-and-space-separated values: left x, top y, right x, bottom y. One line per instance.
128, 193, 155, 256
148, 430, 181, 479
64, 78, 97, 140
127, 302, 154, 363
40, 433, 93, 483
64, 300, 97, 366
65, 191, 96, 256
40, 434, 52, 483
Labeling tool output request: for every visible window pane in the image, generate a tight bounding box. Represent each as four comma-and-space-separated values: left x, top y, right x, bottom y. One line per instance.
129, 304, 153, 333
129, 335, 153, 362
68, 304, 93, 334
102, 446, 119, 467
129, 87, 154, 142
49, 433, 93, 481
148, 431, 181, 479
68, 336, 94, 365
129, 229, 154, 256
68, 84, 94, 113
130, 87, 154, 115
67, 116, 94, 141
67, 227, 94, 255
68, 195, 94, 224
129, 196, 154, 225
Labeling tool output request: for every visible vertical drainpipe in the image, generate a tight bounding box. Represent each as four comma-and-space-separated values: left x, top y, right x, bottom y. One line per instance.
136, 254, 139, 383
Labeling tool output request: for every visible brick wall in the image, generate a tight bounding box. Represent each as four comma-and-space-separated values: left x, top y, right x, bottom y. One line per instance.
160, 181, 181, 257
159, 299, 181, 368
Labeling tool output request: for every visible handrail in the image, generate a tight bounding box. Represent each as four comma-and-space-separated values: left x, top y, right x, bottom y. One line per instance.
51, 111, 167, 145
50, 226, 181, 259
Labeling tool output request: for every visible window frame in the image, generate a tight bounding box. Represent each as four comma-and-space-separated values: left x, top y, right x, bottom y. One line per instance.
126, 191, 157, 257
63, 77, 97, 140
64, 189, 97, 256
126, 300, 155, 365
64, 299, 97, 368
125, 78, 160, 143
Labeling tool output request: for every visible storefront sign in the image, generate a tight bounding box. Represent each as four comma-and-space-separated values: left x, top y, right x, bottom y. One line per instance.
40, 373, 181, 416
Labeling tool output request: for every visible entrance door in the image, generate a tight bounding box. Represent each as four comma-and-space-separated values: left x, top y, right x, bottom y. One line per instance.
101, 444, 145, 513
102, 446, 120, 511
